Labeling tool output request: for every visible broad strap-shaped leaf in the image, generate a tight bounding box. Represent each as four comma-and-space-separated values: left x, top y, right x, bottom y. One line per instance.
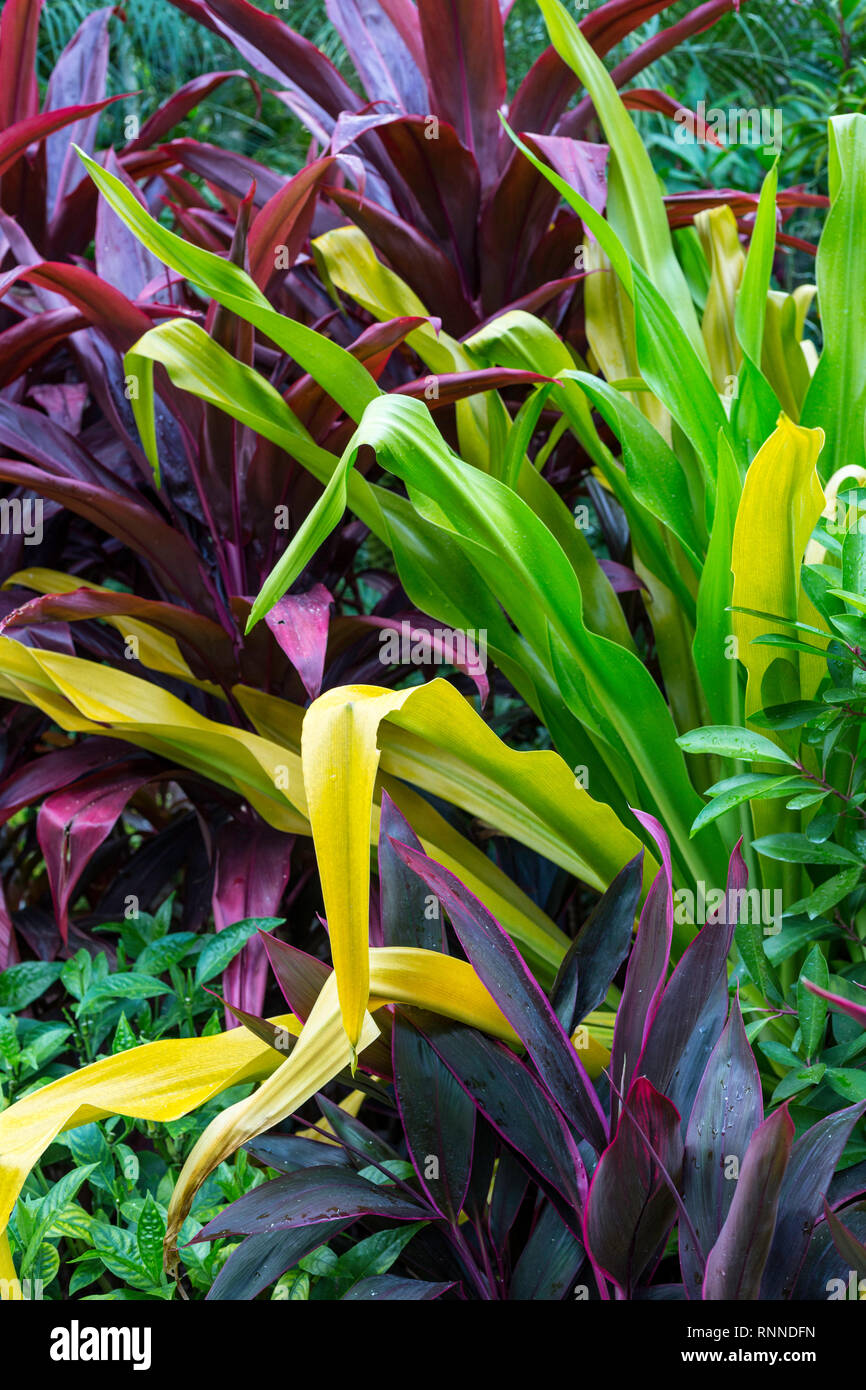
195, 1164, 429, 1241
413, 1012, 588, 1214
637, 841, 747, 1097
378, 792, 445, 953
702, 1104, 794, 1300
823, 1199, 866, 1278
680, 994, 763, 1298
392, 1012, 475, 1223
760, 1098, 866, 1299
263, 585, 333, 703
551, 851, 642, 1032
802, 977, 866, 1029
391, 843, 609, 1153
584, 1076, 683, 1296
608, 810, 673, 1128
206, 1221, 351, 1301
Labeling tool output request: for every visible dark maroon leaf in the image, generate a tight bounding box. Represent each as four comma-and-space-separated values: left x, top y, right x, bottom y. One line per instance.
392, 841, 609, 1152
261, 932, 332, 1022
0, 739, 135, 824
760, 1099, 866, 1299
703, 1104, 794, 1300
551, 850, 643, 1033
325, 0, 428, 112
598, 558, 648, 593
638, 841, 747, 1097
193, 1165, 430, 1240
206, 1221, 350, 1300
36, 767, 156, 941
823, 1199, 866, 1278
0, 98, 124, 181
126, 71, 255, 152
393, 1012, 476, 1223
378, 791, 444, 952
415, 1012, 587, 1214
584, 1076, 683, 1296
417, 0, 505, 184
248, 157, 334, 291
680, 994, 763, 1297
342, 1275, 453, 1300
608, 810, 673, 1128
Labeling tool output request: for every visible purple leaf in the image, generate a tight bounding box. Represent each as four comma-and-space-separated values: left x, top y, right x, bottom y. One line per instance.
0, 97, 124, 181
213, 825, 294, 1016
584, 1076, 683, 1296
608, 809, 674, 1128
126, 71, 256, 151
193, 1165, 429, 1240
524, 134, 608, 227
598, 558, 648, 593
551, 850, 643, 1032
206, 1221, 351, 1300
341, 1275, 454, 1300
95, 150, 165, 298
415, 1012, 587, 1215
417, 0, 506, 186
44, 7, 114, 214
638, 841, 747, 1097
0, 739, 132, 825
325, 0, 428, 112
378, 792, 444, 952
680, 994, 763, 1297
264, 584, 333, 701
702, 1104, 794, 1300
391, 841, 609, 1152
760, 1098, 866, 1299
361, 613, 490, 704
0, 0, 43, 129
823, 1199, 866, 1278
393, 1012, 476, 1223
36, 767, 155, 941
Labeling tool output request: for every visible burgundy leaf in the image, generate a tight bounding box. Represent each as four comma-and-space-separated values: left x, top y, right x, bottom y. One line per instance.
598, 558, 648, 593
325, 0, 427, 112
608, 809, 673, 1128
621, 88, 723, 146
393, 1011, 476, 1223
0, 739, 130, 825
44, 7, 115, 214
261, 932, 331, 1022
0, 97, 124, 181
0, 0, 43, 130
28, 383, 89, 436
524, 134, 608, 226
95, 150, 164, 297
126, 71, 256, 152
417, 0, 506, 185
264, 584, 333, 702
36, 767, 156, 941
378, 791, 444, 953
391, 841, 609, 1152
0, 877, 16, 971
584, 1076, 683, 1295
680, 994, 763, 1297
212, 824, 294, 1016
702, 1104, 794, 1300
761, 1099, 866, 1299
248, 157, 335, 291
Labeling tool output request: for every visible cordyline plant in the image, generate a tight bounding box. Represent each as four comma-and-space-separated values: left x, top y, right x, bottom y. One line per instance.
0, 0, 559, 990
2, 802, 864, 1299
163, 0, 745, 338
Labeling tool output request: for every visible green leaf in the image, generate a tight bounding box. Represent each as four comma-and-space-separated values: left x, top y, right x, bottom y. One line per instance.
825, 1068, 866, 1102
20, 1165, 97, 1277
137, 1194, 166, 1286
798, 946, 830, 1058
771, 1064, 826, 1103
195, 918, 283, 987
29, 1242, 60, 1288
79, 973, 173, 1012
753, 834, 862, 865
0, 962, 63, 1012
135, 933, 199, 977
677, 726, 798, 765
335, 1222, 426, 1286
787, 865, 862, 920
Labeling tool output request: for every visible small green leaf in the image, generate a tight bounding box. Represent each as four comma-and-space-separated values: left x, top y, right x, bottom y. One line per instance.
137, 1194, 166, 1286
753, 833, 862, 866
677, 726, 798, 765
195, 918, 284, 987
798, 945, 830, 1059
0, 962, 63, 1012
